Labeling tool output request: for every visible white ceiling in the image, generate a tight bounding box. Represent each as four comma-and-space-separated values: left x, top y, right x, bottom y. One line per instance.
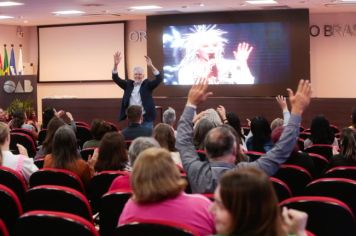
0, 0, 355, 26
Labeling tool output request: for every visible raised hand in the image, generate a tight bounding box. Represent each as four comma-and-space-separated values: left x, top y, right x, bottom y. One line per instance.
16, 144, 28, 157
233, 42, 253, 63
276, 95, 288, 111
216, 105, 227, 121
144, 56, 153, 67
282, 207, 308, 236
113, 51, 121, 70
187, 78, 213, 106
287, 80, 312, 115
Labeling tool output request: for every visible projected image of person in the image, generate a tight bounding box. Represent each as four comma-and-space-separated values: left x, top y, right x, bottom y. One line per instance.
178, 25, 255, 85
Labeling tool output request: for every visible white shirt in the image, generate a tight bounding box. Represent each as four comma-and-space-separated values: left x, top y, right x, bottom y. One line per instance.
1, 150, 38, 183
129, 82, 143, 107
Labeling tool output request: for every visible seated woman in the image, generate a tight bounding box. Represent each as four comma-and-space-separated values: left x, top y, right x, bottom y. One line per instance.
35, 117, 66, 159
304, 115, 339, 154
211, 167, 308, 236
83, 119, 112, 149
119, 148, 215, 236
89, 132, 129, 173
328, 128, 356, 169
0, 122, 38, 182
9, 110, 38, 139
43, 125, 92, 187
153, 123, 182, 167
108, 137, 160, 192
246, 116, 273, 153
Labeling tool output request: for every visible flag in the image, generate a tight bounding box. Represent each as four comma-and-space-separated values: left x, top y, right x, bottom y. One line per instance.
0, 53, 3, 76
10, 46, 17, 75
17, 47, 23, 75
3, 46, 9, 76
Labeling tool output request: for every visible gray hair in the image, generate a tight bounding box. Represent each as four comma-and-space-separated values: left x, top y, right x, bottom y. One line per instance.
133, 66, 144, 75
128, 137, 160, 166
270, 118, 284, 131
162, 107, 176, 126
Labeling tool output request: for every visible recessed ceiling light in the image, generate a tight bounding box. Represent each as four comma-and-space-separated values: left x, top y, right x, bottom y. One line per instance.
0, 15, 14, 19
0, 1, 23, 7
52, 10, 85, 15
246, 0, 278, 4
129, 5, 162, 10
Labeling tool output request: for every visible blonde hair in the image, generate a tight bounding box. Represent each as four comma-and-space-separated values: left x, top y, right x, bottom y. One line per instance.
0, 122, 10, 165
131, 147, 186, 203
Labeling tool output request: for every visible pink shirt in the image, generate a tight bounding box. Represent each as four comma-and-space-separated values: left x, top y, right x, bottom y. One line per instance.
109, 174, 132, 192
119, 192, 215, 236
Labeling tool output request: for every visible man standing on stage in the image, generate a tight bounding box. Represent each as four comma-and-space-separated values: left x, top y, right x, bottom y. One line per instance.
112, 51, 162, 129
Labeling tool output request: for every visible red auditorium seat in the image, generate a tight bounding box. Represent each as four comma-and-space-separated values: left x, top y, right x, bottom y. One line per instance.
113, 219, 199, 236
324, 166, 356, 180
273, 164, 312, 195
29, 168, 85, 194
280, 196, 356, 236
0, 166, 27, 204
15, 210, 99, 236
99, 190, 132, 236
0, 184, 23, 235
25, 185, 93, 223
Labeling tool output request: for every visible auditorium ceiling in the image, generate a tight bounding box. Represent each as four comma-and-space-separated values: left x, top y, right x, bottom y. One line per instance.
0, 0, 355, 26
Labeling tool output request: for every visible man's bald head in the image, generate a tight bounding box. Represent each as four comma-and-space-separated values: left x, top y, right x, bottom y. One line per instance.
204, 126, 236, 159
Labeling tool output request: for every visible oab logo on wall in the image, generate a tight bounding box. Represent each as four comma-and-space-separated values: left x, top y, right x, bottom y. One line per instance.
3, 80, 33, 93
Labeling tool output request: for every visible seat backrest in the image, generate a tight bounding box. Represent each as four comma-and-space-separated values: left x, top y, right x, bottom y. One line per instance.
280, 196, 356, 236
273, 164, 312, 195
243, 151, 265, 162
75, 121, 90, 128
304, 178, 356, 216
270, 177, 292, 202
10, 132, 37, 157
297, 138, 305, 151
80, 148, 95, 161
106, 121, 118, 131
25, 185, 93, 223
88, 170, 128, 213
114, 220, 199, 236
0, 184, 23, 235
76, 125, 93, 149
37, 129, 47, 146
0, 219, 9, 236
324, 166, 356, 180
15, 210, 99, 236
305, 144, 333, 160
307, 152, 329, 177
299, 131, 311, 140
0, 166, 27, 203
10, 128, 36, 143
99, 190, 132, 236
29, 168, 85, 194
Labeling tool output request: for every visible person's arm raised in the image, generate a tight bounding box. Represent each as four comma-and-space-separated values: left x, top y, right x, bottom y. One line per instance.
112, 51, 127, 89
238, 80, 312, 175
145, 55, 162, 89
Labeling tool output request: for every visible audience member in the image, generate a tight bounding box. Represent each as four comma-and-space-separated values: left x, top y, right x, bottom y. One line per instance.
35, 117, 66, 159
26, 111, 39, 132
193, 118, 217, 150
328, 128, 356, 169
210, 168, 308, 236
119, 147, 215, 236
217, 105, 247, 151
89, 132, 129, 173
43, 125, 92, 187
246, 116, 273, 153
153, 123, 182, 167
0, 108, 7, 122
42, 107, 55, 129
0, 122, 38, 182
176, 79, 312, 193
304, 115, 339, 154
109, 137, 160, 191
83, 119, 112, 149
162, 107, 176, 127
121, 105, 152, 140
272, 126, 315, 175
